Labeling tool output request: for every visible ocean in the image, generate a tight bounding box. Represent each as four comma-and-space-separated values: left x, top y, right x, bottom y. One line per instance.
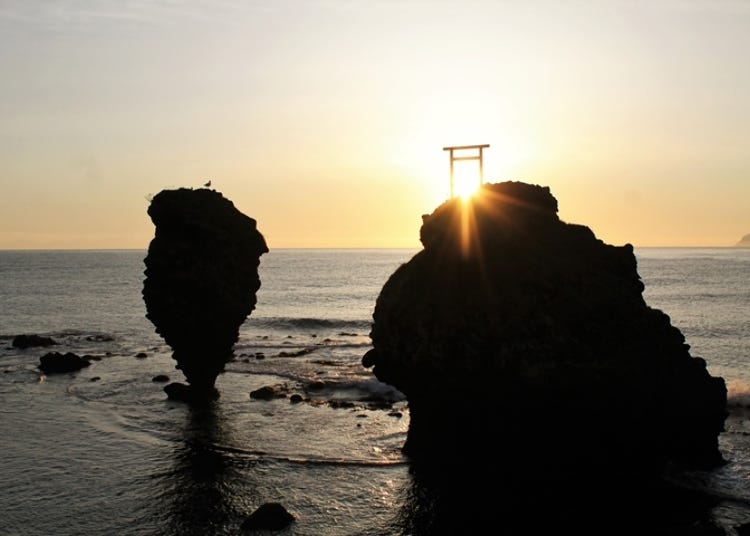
1, 247, 749, 535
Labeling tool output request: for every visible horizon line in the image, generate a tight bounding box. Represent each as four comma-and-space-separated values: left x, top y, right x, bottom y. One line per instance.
0, 245, 746, 252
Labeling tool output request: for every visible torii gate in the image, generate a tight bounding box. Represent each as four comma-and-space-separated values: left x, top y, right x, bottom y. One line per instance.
442, 144, 490, 198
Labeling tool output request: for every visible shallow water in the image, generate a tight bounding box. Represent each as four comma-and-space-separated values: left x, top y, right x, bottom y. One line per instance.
1, 248, 750, 534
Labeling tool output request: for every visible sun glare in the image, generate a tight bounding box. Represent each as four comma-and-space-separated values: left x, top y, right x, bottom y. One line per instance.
453, 161, 482, 201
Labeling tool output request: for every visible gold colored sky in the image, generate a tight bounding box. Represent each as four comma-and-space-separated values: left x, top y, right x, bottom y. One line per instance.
1, 1, 748, 249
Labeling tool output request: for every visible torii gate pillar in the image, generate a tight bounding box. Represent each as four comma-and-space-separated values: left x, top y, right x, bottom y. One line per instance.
442, 144, 490, 198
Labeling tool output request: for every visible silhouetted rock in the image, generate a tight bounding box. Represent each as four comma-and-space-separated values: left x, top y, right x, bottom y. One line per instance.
734, 233, 750, 247
143, 188, 268, 395
363, 181, 727, 488
163, 381, 219, 403
38, 352, 90, 374
12, 334, 57, 349
240, 502, 295, 531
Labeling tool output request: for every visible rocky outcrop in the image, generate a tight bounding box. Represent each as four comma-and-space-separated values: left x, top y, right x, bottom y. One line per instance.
363, 181, 727, 486
143, 188, 268, 397
735, 233, 750, 247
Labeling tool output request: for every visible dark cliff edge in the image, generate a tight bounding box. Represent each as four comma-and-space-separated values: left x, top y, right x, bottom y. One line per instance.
143, 188, 268, 401
735, 233, 750, 247
363, 181, 727, 518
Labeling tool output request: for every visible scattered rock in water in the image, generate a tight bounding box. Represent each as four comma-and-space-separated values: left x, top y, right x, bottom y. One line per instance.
142, 187, 268, 398
12, 334, 57, 349
250, 384, 289, 400
306, 380, 326, 391
38, 352, 91, 374
328, 399, 355, 409
289, 394, 304, 404
240, 502, 295, 532
90, 376, 101, 382
152, 374, 170, 383
364, 180, 727, 488
135, 352, 148, 359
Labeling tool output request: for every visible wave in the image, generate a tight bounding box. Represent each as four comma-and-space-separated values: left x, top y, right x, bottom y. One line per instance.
209, 443, 408, 467
248, 316, 372, 332
1, 329, 117, 340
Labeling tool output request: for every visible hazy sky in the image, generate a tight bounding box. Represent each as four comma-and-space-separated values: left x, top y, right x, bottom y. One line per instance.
1, 0, 748, 249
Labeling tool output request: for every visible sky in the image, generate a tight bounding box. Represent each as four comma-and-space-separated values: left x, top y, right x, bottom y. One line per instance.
1, 0, 748, 249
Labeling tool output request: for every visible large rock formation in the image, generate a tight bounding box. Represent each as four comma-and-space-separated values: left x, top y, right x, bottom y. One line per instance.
363, 181, 727, 486
735, 233, 750, 247
143, 188, 268, 399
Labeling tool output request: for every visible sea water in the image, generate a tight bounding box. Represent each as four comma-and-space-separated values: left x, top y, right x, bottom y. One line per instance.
0, 247, 749, 535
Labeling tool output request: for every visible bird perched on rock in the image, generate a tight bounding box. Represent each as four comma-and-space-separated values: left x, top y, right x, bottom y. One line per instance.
203, 179, 212, 188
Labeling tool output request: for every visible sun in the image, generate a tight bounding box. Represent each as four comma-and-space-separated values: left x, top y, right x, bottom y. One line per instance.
452, 160, 482, 200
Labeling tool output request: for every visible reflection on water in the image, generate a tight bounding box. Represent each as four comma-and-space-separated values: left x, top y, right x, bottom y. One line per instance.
387, 460, 725, 536
125, 393, 734, 536
162, 403, 259, 536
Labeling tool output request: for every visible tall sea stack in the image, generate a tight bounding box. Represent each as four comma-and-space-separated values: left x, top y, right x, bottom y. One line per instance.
143, 187, 268, 399
363, 181, 727, 487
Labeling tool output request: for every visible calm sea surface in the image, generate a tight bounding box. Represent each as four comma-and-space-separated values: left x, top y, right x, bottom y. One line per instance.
0, 247, 749, 535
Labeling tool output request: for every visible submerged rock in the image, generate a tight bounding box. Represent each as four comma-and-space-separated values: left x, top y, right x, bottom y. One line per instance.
143, 188, 268, 395
13, 334, 57, 349
363, 181, 727, 486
